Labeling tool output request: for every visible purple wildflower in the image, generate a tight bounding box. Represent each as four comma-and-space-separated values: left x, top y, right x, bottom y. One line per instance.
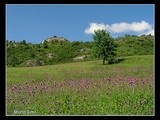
94, 82, 98, 87
40, 83, 43, 86
45, 85, 49, 90
31, 91, 35, 95
28, 86, 32, 91
77, 90, 80, 93
34, 85, 38, 90
41, 86, 44, 90
129, 78, 136, 85
112, 81, 115, 84
42, 80, 44, 83
59, 84, 63, 87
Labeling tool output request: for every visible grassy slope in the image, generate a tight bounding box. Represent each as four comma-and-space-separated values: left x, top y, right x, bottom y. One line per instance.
116, 36, 154, 56
6, 55, 154, 115
7, 55, 154, 84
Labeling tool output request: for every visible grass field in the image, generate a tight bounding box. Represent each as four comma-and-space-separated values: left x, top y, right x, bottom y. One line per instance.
6, 55, 154, 115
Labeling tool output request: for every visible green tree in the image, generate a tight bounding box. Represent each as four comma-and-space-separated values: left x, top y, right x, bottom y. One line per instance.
93, 29, 117, 64
43, 40, 48, 48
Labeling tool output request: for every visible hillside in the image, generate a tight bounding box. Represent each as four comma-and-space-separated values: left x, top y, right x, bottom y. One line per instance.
115, 34, 154, 56
6, 34, 154, 67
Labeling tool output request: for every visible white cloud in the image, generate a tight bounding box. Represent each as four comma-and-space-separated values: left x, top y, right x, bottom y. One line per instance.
107, 22, 129, 33
129, 21, 152, 32
84, 23, 106, 34
84, 21, 154, 36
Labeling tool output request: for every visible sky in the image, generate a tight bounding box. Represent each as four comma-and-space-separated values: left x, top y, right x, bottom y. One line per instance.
6, 4, 154, 44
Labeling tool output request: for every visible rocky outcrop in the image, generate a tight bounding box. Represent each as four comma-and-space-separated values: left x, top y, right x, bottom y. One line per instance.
42, 36, 68, 43
47, 37, 66, 42
73, 55, 87, 61
46, 53, 56, 59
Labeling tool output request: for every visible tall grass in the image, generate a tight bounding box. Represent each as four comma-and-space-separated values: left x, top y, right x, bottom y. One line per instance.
6, 55, 154, 115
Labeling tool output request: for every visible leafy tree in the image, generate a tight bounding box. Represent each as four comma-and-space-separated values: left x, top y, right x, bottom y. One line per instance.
93, 29, 117, 64
19, 40, 27, 45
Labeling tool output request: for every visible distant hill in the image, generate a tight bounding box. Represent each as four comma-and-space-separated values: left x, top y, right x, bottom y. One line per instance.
6, 34, 154, 67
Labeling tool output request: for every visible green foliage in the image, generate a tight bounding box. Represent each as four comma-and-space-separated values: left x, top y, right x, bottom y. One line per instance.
43, 40, 48, 48
6, 34, 153, 67
115, 35, 154, 56
6, 39, 93, 67
93, 30, 117, 64
19, 40, 27, 45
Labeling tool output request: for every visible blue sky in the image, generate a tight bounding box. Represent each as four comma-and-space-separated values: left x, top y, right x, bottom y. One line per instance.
6, 4, 154, 44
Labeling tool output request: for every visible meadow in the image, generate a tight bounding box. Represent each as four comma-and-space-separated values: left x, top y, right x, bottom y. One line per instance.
6, 55, 154, 115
